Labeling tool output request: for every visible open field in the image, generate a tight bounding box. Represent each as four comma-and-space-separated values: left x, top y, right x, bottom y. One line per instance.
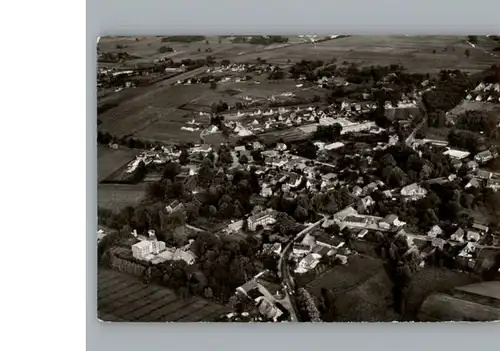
305, 255, 384, 296
98, 183, 149, 211
302, 255, 396, 322
98, 36, 310, 68
230, 36, 499, 74
98, 84, 208, 139
97, 36, 499, 145
98, 269, 229, 322
403, 267, 481, 320
97, 146, 139, 182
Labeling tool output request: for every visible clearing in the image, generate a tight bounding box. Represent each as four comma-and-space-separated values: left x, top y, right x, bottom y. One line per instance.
98, 183, 149, 211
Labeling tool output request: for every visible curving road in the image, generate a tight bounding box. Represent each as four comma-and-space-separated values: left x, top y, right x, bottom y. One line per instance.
277, 217, 327, 321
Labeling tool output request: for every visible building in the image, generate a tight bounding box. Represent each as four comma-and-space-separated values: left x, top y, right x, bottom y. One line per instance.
191, 144, 212, 154
132, 240, 153, 260
293, 243, 311, 256
255, 296, 283, 321
382, 214, 405, 228
472, 223, 489, 234
286, 173, 303, 188
260, 186, 273, 197
361, 182, 378, 196
450, 228, 465, 243
248, 209, 276, 231
173, 249, 196, 265
466, 160, 479, 171
476, 170, 492, 180
316, 235, 345, 250
275, 143, 287, 152
465, 178, 481, 189
298, 253, 321, 270
166, 200, 184, 214
466, 230, 481, 242
324, 142, 345, 151
236, 279, 258, 296
352, 186, 363, 197
333, 206, 358, 221
400, 183, 427, 201
443, 149, 470, 160
475, 150, 493, 164
253, 141, 264, 150
357, 196, 375, 213
427, 225, 443, 238
486, 179, 500, 191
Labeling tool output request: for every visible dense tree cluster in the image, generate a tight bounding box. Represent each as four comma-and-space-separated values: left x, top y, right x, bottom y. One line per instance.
447, 129, 483, 153
98, 51, 140, 63
231, 36, 289, 45
373, 145, 452, 187
158, 45, 174, 53
289, 60, 324, 81
97, 131, 156, 150
422, 70, 473, 113
310, 188, 355, 215
296, 287, 322, 322
314, 124, 342, 142
456, 110, 499, 139
161, 36, 206, 43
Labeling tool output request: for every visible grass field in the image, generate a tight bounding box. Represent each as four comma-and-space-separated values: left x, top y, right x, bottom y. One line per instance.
230, 36, 499, 74
98, 183, 149, 211
97, 146, 139, 182
305, 255, 385, 296
303, 255, 397, 322
97, 269, 230, 322
403, 267, 481, 320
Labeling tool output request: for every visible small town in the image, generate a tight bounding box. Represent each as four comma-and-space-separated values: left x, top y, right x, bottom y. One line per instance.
97, 35, 500, 323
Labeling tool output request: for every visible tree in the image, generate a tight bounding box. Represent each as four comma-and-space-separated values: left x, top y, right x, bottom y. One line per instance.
294, 205, 309, 222
163, 162, 181, 181
333, 123, 342, 140
468, 35, 478, 43
179, 148, 189, 165
239, 154, 249, 164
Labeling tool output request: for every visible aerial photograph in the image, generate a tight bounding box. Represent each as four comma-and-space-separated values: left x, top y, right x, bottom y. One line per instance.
97, 35, 500, 323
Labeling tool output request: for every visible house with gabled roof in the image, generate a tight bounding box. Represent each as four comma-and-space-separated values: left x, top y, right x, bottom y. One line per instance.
475, 150, 494, 164
450, 228, 465, 243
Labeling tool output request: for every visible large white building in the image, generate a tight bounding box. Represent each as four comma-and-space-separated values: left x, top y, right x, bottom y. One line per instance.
248, 209, 276, 231
132, 240, 153, 260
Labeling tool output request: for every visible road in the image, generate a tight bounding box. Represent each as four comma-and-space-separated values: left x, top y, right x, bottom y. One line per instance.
405, 98, 429, 147
277, 217, 327, 321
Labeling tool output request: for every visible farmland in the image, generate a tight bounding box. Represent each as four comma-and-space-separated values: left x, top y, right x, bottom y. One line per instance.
305, 255, 385, 296
302, 255, 398, 322
230, 36, 499, 74
98, 183, 149, 211
403, 267, 481, 320
98, 269, 230, 322
97, 145, 139, 182
98, 35, 499, 145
